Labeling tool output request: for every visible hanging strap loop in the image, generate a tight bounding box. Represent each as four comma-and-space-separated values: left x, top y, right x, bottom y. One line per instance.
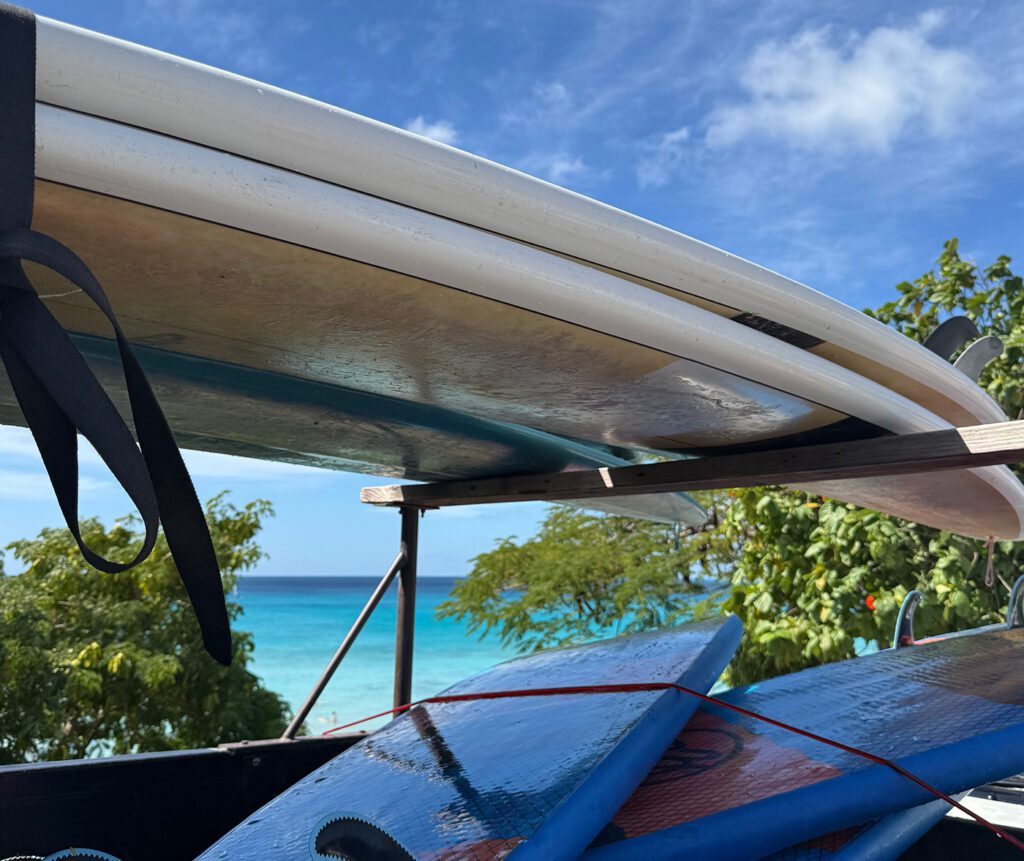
0, 235, 232, 663
0, 229, 161, 573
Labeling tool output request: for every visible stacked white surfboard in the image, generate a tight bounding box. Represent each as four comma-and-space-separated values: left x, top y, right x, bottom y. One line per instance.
6, 16, 1020, 538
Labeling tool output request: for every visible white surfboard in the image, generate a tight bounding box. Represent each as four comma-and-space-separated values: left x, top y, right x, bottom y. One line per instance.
9, 102, 1019, 539
32, 16, 1008, 431
6, 20, 1022, 539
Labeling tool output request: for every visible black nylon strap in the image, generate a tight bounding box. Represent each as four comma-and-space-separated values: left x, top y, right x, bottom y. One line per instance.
0, 3, 231, 664
0, 3, 33, 232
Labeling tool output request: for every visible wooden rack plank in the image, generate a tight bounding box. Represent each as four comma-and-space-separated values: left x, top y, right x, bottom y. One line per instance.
361, 420, 1024, 509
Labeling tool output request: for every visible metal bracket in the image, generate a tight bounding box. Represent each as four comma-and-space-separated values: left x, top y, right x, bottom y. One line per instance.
1008, 575, 1024, 629
893, 590, 924, 648
894, 575, 1024, 644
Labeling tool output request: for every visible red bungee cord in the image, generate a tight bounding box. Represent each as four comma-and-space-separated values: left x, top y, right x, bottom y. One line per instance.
322, 681, 1024, 851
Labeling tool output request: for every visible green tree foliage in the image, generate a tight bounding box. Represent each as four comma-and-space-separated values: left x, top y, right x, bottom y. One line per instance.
0, 494, 290, 763
719, 240, 1024, 685
716, 491, 1013, 685
437, 492, 741, 653
441, 241, 1024, 686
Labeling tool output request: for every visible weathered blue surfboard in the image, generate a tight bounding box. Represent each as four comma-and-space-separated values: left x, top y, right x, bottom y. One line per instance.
196, 617, 742, 860
755, 604, 1010, 861
584, 625, 1024, 861
754, 597, 1021, 861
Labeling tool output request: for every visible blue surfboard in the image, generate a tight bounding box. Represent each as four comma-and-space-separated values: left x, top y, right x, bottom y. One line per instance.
196, 617, 742, 860
758, 591, 1024, 861
584, 625, 1024, 861
758, 797, 957, 861
755, 604, 1015, 861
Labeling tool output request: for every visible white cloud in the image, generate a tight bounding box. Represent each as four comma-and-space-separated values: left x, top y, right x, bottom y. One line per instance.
0, 469, 110, 500
0, 426, 113, 472
706, 13, 981, 155
405, 116, 459, 146
636, 126, 690, 189
139, 0, 256, 47
356, 21, 403, 55
0, 426, 39, 459
479, 3, 716, 192
282, 15, 313, 37
545, 155, 587, 184
412, 2, 463, 76
134, 0, 277, 74
516, 152, 589, 185
533, 81, 572, 109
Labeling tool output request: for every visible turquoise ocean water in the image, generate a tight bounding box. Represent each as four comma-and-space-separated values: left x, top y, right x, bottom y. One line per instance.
235, 575, 512, 733
234, 575, 745, 735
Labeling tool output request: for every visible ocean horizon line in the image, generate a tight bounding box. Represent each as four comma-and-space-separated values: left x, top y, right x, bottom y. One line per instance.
239, 572, 465, 578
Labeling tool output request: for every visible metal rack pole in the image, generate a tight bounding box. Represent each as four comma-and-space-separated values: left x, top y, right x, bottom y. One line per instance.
393, 506, 420, 709
281, 547, 408, 739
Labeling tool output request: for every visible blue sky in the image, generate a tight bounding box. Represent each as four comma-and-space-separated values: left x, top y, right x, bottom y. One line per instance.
3, 0, 1023, 575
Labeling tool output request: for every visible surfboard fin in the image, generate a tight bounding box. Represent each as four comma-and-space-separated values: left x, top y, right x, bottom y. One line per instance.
953, 335, 1004, 382
313, 816, 415, 861
893, 590, 924, 648
921, 316, 980, 361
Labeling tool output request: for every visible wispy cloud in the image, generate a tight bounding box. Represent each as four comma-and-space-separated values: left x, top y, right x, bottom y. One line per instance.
546, 156, 587, 184
609, 5, 1024, 298
475, 2, 709, 190
137, 0, 257, 48
405, 116, 459, 145
0, 426, 39, 459
282, 15, 313, 37
519, 152, 589, 184
636, 126, 690, 189
705, 13, 980, 155
131, 0, 279, 74
356, 21, 404, 56
533, 81, 572, 112
412, 1, 464, 78
0, 469, 110, 501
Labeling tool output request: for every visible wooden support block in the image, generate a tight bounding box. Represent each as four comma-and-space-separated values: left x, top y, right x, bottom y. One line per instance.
360, 420, 1024, 509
